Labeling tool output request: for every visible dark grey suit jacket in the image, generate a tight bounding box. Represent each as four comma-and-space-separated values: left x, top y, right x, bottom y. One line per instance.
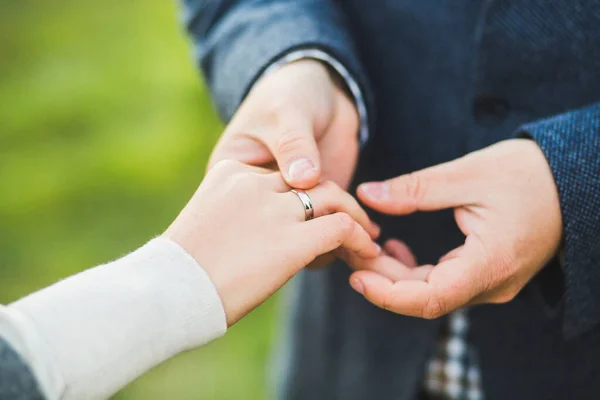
184, 1, 600, 399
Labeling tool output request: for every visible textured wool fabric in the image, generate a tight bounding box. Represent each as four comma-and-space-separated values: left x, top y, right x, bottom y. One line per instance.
182, 0, 374, 132
0, 238, 227, 400
520, 104, 600, 338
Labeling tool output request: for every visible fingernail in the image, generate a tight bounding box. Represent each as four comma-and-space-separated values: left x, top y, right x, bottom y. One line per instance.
374, 243, 382, 254
287, 158, 317, 181
370, 221, 381, 236
350, 278, 364, 295
359, 182, 388, 200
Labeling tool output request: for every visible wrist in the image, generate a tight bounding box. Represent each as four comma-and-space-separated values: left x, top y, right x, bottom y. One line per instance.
258, 58, 333, 92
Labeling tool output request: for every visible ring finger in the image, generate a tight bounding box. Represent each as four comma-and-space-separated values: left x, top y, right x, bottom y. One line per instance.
284, 180, 380, 239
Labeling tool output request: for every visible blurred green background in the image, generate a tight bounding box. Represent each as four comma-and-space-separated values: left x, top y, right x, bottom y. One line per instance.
0, 1, 279, 398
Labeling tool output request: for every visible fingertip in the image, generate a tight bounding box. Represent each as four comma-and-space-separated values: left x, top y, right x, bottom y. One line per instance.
356, 182, 392, 212
351, 240, 382, 260
350, 277, 364, 295
368, 221, 381, 239
374, 242, 382, 255
356, 183, 373, 203
285, 158, 320, 188
349, 269, 369, 281
383, 239, 400, 251
357, 182, 388, 200
357, 241, 382, 259
355, 182, 368, 198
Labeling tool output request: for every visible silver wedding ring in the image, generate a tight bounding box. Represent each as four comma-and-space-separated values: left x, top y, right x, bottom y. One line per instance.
291, 189, 314, 221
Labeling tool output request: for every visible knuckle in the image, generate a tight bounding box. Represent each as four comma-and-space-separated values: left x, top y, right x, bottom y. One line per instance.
228, 171, 254, 191
336, 213, 355, 231
239, 170, 259, 183
321, 213, 355, 248
212, 159, 243, 173
406, 173, 426, 205
277, 129, 310, 156
334, 213, 356, 238
390, 173, 426, 210
213, 159, 242, 170
320, 180, 341, 194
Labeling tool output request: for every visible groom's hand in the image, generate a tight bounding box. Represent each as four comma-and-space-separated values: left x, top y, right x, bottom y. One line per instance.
347, 139, 562, 319
208, 59, 360, 191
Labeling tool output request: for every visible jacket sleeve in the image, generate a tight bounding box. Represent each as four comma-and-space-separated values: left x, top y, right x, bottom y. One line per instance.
0, 338, 44, 400
518, 103, 600, 339
182, 0, 373, 125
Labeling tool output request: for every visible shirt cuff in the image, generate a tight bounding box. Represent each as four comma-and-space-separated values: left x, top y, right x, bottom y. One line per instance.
262, 48, 370, 146
0, 237, 227, 400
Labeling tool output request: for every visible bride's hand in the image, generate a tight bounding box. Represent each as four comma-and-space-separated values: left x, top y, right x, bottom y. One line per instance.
164, 160, 380, 326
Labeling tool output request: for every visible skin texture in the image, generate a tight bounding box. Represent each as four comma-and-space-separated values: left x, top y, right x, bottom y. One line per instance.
163, 160, 380, 326
208, 59, 364, 268
347, 139, 563, 319
208, 59, 360, 191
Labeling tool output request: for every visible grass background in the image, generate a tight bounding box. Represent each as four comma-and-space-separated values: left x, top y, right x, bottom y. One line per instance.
0, 1, 279, 398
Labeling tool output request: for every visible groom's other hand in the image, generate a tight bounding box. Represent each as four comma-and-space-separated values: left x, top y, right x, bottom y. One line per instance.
208, 59, 360, 191
348, 139, 562, 319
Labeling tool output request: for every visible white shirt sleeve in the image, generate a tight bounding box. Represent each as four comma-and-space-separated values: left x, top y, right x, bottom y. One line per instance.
262, 49, 370, 146
0, 237, 227, 400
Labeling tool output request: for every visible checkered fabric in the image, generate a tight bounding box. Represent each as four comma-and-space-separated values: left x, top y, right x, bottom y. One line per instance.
423, 309, 483, 400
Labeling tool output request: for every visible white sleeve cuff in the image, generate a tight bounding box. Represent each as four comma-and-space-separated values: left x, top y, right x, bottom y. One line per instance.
262, 48, 370, 146
0, 237, 227, 400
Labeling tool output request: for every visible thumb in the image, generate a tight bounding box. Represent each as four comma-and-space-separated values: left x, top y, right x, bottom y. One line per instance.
209, 106, 322, 188
356, 157, 475, 215
264, 116, 322, 189
208, 134, 273, 170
